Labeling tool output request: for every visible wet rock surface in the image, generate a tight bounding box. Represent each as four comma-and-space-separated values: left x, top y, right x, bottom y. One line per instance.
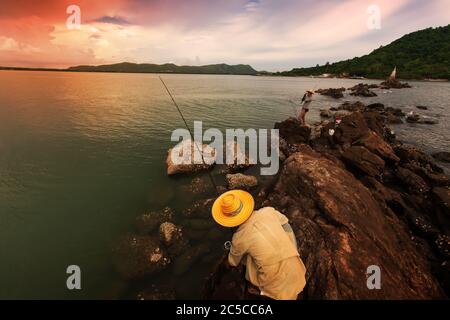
112, 234, 171, 280
380, 78, 411, 89
166, 139, 216, 175
226, 173, 258, 190
316, 87, 346, 99
205, 99, 449, 299
433, 152, 450, 163
349, 83, 377, 97
135, 207, 174, 234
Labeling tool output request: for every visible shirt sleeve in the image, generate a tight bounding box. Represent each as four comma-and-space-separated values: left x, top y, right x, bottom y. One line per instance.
228, 228, 249, 267
270, 207, 289, 225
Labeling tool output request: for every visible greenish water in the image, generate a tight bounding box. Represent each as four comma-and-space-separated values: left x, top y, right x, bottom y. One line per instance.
0, 71, 448, 299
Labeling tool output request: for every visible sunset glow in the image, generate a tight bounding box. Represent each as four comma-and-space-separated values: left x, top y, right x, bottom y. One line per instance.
0, 0, 449, 70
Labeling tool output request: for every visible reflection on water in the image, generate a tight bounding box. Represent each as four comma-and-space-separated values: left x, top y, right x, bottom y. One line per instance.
0, 71, 449, 298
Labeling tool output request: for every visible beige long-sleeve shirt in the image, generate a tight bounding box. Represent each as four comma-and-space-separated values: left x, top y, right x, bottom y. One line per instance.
228, 207, 307, 300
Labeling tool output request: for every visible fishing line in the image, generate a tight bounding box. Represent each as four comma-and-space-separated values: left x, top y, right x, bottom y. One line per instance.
159, 76, 220, 195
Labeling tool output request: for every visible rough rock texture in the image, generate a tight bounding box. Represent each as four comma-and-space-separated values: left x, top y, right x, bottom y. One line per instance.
349, 83, 377, 97
380, 78, 411, 89
316, 87, 345, 99
226, 173, 258, 190
135, 207, 174, 234
274, 117, 311, 145
341, 145, 385, 177
204, 100, 449, 300
166, 139, 216, 175
267, 152, 443, 299
223, 141, 253, 172
112, 234, 171, 279
159, 222, 187, 256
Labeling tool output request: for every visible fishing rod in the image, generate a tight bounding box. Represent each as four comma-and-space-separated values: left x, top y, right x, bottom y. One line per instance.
289, 83, 319, 117
159, 76, 220, 196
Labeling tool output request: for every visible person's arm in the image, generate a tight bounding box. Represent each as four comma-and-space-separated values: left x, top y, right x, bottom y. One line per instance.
228, 229, 248, 267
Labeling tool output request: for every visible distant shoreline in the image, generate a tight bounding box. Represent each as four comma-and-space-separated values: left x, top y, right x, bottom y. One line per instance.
0, 66, 258, 77
1, 67, 448, 82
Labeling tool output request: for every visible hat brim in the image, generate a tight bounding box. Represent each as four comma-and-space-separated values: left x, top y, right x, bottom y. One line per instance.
212, 190, 255, 227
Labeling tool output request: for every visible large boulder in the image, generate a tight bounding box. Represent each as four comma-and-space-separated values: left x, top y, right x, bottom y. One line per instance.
334, 112, 370, 144
112, 234, 171, 279
166, 139, 216, 175
354, 131, 400, 164
274, 117, 311, 145
223, 141, 252, 172
269, 152, 444, 299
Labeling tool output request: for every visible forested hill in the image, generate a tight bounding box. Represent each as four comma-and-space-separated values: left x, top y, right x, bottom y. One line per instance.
279, 25, 450, 79
67, 62, 258, 75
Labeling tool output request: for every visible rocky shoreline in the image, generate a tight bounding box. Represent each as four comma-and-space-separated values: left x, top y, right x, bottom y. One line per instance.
204, 99, 449, 299
111, 84, 449, 299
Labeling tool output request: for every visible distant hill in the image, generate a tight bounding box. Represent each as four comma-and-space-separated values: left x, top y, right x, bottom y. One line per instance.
279, 25, 450, 80
67, 62, 258, 75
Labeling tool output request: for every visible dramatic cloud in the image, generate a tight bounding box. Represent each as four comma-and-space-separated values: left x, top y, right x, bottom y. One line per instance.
93, 16, 131, 26
0, 0, 449, 70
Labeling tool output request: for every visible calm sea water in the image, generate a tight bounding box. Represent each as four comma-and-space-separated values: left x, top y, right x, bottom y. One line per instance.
0, 71, 449, 299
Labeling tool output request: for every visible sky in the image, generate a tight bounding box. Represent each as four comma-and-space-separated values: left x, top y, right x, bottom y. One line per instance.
0, 0, 449, 71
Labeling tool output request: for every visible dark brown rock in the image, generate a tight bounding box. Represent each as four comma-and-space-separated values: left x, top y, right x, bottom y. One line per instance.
432, 152, 450, 163
341, 145, 385, 177
396, 167, 430, 194
135, 207, 174, 234
334, 112, 370, 144
112, 234, 171, 279
274, 117, 311, 145
349, 83, 377, 97
269, 152, 444, 299
354, 131, 400, 164
380, 78, 411, 89
316, 87, 345, 99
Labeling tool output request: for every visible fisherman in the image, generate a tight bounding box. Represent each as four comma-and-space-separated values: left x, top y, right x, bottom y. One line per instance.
298, 90, 314, 125
212, 190, 307, 300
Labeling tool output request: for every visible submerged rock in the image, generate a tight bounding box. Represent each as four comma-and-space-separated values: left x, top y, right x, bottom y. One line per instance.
188, 177, 211, 195
433, 152, 450, 163
112, 234, 170, 279
166, 139, 216, 175
135, 207, 174, 234
406, 112, 421, 123
136, 285, 176, 300
173, 244, 211, 276
226, 173, 258, 191
182, 198, 214, 219
159, 222, 188, 257
417, 105, 428, 110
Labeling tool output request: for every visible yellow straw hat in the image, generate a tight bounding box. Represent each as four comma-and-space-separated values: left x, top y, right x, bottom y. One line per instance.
212, 190, 255, 227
